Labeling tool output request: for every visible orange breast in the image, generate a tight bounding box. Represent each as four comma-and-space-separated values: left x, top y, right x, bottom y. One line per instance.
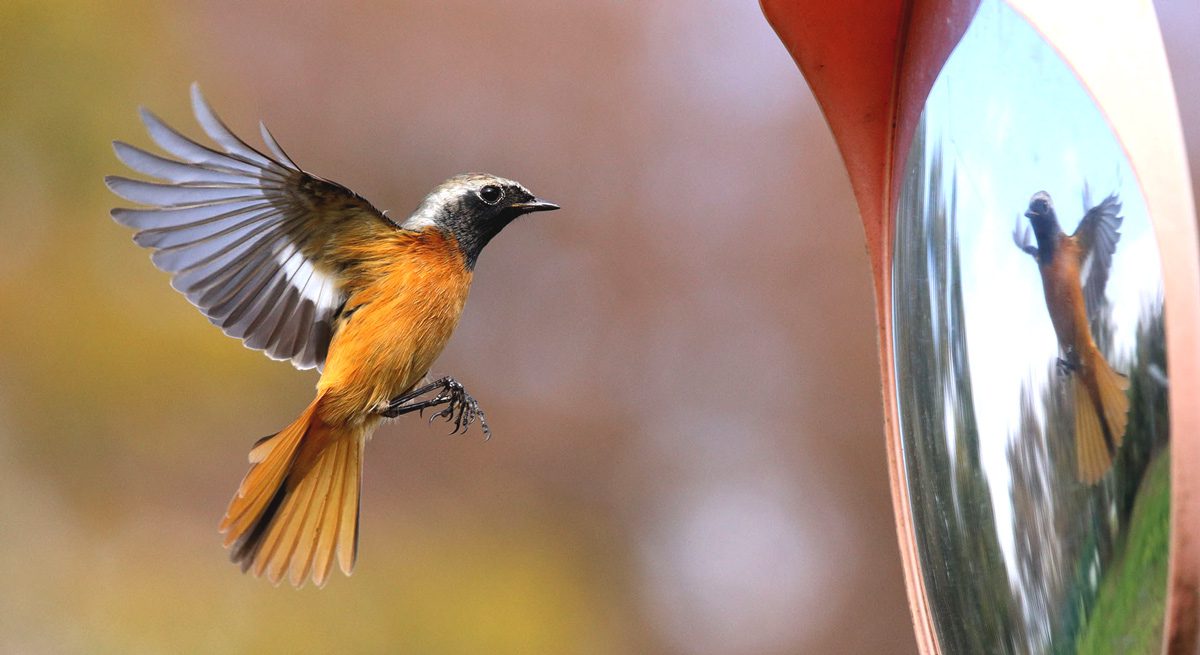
1038, 235, 1091, 352
316, 229, 473, 425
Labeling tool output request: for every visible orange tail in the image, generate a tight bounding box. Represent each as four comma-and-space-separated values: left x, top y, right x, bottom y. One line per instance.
1072, 349, 1130, 484
219, 394, 366, 587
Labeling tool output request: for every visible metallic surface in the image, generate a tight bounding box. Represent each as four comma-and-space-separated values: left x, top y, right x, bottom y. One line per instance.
762, 0, 1199, 651
894, 4, 1169, 651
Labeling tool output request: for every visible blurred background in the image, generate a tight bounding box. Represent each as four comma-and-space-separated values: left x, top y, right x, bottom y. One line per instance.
0, 1, 1195, 653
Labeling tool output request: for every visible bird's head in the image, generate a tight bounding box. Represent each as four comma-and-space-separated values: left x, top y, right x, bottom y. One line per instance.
1024, 190, 1057, 230
402, 173, 558, 268
1024, 191, 1063, 242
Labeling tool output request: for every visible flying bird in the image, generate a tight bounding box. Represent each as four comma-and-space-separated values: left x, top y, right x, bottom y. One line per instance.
106, 85, 558, 587
1014, 189, 1129, 484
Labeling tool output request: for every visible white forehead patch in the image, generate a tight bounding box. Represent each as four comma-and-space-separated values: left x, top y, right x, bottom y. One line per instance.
399, 175, 527, 231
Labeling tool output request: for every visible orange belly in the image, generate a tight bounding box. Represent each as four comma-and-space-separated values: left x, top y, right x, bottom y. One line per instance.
316, 229, 473, 425
1038, 236, 1091, 353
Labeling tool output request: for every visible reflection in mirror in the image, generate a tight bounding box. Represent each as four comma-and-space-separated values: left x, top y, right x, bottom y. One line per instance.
892, 1, 1170, 653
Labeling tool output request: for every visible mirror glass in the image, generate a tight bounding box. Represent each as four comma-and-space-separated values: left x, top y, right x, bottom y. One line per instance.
892, 1, 1170, 653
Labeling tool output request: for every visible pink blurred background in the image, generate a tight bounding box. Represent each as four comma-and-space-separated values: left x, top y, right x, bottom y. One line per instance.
0, 1, 1195, 653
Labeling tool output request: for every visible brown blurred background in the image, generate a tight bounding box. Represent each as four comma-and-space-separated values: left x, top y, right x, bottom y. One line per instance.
0, 1, 1195, 653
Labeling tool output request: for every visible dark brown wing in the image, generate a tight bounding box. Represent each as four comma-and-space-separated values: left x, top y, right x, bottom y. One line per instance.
1071, 192, 1123, 321
106, 84, 394, 371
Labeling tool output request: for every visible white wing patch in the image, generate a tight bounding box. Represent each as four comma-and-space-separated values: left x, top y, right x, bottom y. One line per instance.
276, 243, 342, 314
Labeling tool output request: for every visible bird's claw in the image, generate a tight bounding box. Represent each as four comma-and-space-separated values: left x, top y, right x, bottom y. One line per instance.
426, 380, 491, 439
1013, 216, 1037, 257
1056, 349, 1081, 377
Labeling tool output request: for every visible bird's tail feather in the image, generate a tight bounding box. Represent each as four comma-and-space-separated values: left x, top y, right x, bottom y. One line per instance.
1073, 351, 1130, 485
219, 394, 365, 587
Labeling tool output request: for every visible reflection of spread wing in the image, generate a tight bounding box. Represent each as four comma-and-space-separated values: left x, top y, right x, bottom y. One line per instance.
1071, 192, 1122, 321
107, 84, 394, 371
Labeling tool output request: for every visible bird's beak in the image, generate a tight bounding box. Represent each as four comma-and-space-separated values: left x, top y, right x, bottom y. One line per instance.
1024, 209, 1037, 219
511, 198, 560, 213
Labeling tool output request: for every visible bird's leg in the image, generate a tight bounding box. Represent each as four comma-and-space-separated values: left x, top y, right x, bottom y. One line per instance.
381, 379, 446, 415
379, 376, 491, 439
379, 393, 447, 418
1012, 215, 1038, 257
1056, 347, 1081, 377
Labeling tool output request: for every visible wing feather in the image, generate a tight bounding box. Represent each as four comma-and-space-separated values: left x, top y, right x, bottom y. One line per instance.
260, 121, 302, 170
139, 107, 264, 175
108, 84, 395, 370
190, 85, 279, 170
112, 199, 269, 231
107, 177, 263, 207
1071, 192, 1123, 322
114, 141, 253, 186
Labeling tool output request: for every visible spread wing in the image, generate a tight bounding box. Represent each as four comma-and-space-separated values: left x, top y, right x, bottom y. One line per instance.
1071, 192, 1123, 321
107, 84, 394, 371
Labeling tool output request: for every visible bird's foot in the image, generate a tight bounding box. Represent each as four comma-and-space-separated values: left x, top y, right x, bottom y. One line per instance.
380, 376, 490, 439
1056, 349, 1081, 377
1012, 216, 1038, 257
430, 379, 490, 439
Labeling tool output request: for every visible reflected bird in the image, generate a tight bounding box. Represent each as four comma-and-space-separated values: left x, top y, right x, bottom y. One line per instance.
106, 85, 558, 587
1014, 190, 1128, 484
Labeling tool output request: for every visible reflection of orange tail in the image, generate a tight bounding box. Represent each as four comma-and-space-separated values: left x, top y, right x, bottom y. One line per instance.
219, 394, 365, 587
1073, 349, 1130, 484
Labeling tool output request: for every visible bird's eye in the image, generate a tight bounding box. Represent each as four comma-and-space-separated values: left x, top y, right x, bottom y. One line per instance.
477, 185, 503, 205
